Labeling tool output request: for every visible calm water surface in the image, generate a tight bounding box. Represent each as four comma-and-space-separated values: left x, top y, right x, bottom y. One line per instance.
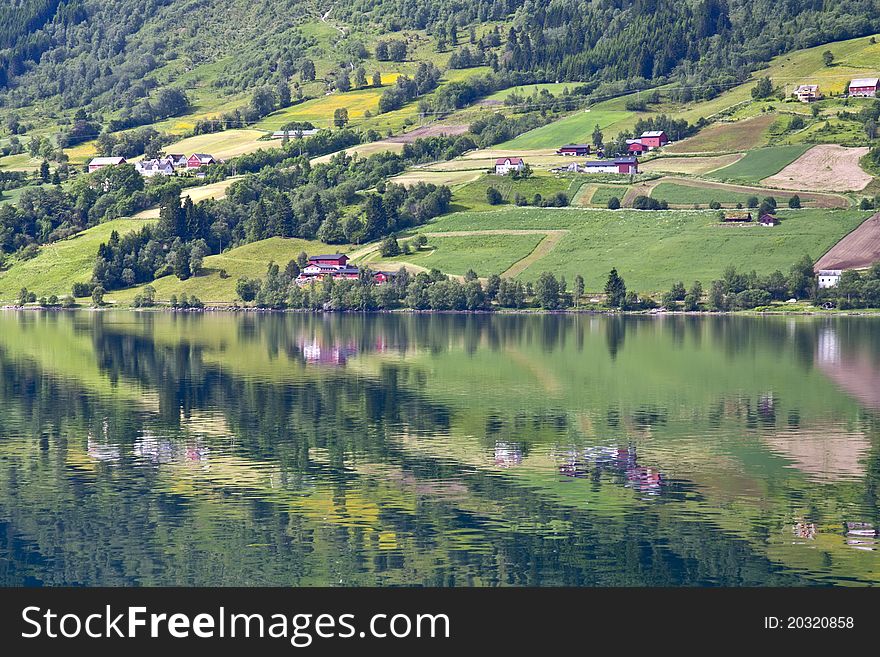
0, 311, 878, 586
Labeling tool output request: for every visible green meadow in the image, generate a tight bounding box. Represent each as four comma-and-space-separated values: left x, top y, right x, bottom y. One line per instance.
109, 237, 344, 304
408, 207, 869, 292
0, 218, 156, 302
706, 144, 811, 182
371, 234, 546, 276
497, 108, 633, 150
651, 182, 800, 206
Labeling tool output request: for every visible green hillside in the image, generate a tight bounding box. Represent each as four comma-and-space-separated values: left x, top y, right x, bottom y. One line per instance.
0, 217, 155, 301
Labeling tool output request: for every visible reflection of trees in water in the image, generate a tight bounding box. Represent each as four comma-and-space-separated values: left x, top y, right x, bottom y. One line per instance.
0, 315, 825, 586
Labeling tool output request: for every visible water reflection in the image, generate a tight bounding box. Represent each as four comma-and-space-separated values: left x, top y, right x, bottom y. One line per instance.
0, 311, 878, 586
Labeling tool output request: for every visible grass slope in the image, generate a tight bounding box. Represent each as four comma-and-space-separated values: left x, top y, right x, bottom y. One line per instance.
412, 208, 869, 292
370, 234, 545, 276
497, 108, 632, 150
706, 145, 811, 182
651, 182, 798, 206
154, 129, 269, 161
109, 237, 346, 304
0, 218, 156, 301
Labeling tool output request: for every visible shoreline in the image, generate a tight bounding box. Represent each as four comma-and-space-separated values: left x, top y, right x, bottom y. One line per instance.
3, 305, 880, 317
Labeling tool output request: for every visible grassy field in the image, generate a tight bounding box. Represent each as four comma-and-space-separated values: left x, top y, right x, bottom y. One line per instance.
484, 83, 585, 102
407, 207, 869, 292
666, 114, 777, 153
587, 185, 630, 206
650, 182, 795, 206
310, 140, 405, 164
497, 108, 633, 150
450, 173, 587, 211
706, 144, 812, 182
108, 237, 344, 304
369, 234, 546, 277
155, 129, 268, 161
133, 178, 242, 218
0, 218, 156, 301
0, 153, 42, 172
256, 80, 398, 131
641, 154, 744, 174
0, 183, 54, 206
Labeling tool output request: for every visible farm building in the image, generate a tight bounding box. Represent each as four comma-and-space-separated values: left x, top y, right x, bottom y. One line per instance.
556, 144, 591, 156
759, 213, 778, 226
639, 130, 669, 149
296, 254, 394, 285
817, 270, 843, 288
626, 139, 649, 154
187, 153, 217, 168
795, 84, 821, 102
848, 78, 880, 97
88, 156, 126, 173
581, 157, 639, 174
495, 157, 525, 175
271, 129, 319, 139
165, 154, 188, 168
721, 212, 753, 223
135, 159, 175, 177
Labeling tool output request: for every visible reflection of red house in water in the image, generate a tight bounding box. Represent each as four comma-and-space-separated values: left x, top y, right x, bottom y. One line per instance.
557, 445, 664, 494
494, 441, 523, 468
299, 338, 359, 365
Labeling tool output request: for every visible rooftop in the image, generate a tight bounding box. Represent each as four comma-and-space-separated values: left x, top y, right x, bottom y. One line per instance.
850, 78, 880, 87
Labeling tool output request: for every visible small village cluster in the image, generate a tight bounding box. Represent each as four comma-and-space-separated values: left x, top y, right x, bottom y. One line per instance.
495, 130, 672, 177
295, 254, 395, 285
795, 77, 879, 102
87, 153, 218, 177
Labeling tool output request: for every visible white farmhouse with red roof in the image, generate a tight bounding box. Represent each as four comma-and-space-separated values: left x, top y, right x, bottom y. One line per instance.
495, 156, 524, 175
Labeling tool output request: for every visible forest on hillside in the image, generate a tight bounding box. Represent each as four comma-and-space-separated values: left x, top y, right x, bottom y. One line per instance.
3, 0, 880, 120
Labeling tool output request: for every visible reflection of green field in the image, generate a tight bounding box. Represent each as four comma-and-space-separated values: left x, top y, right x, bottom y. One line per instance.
416, 207, 869, 292
374, 234, 545, 277
497, 109, 632, 150
707, 145, 811, 182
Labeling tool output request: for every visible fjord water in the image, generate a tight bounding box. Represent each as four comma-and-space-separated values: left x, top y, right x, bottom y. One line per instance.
0, 312, 877, 586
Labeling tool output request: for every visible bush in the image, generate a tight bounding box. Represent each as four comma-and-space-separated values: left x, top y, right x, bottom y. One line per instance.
380, 235, 401, 257
72, 281, 95, 298
486, 186, 503, 205
607, 196, 621, 210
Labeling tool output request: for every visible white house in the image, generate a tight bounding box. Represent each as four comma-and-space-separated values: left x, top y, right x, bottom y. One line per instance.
135, 158, 175, 177
495, 157, 524, 175
795, 84, 820, 102
817, 270, 842, 288
88, 156, 126, 173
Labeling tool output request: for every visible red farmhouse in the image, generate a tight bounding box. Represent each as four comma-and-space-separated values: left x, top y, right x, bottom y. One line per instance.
639, 130, 668, 149
187, 153, 216, 168
309, 254, 349, 267
848, 78, 880, 97
556, 144, 591, 156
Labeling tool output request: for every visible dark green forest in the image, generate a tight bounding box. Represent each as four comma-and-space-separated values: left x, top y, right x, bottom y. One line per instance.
3, 0, 880, 117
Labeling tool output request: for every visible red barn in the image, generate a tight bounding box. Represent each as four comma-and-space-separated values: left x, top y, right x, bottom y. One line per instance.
309, 254, 349, 266
626, 139, 649, 154
556, 144, 591, 156
639, 130, 668, 149
186, 153, 216, 168
848, 78, 880, 97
